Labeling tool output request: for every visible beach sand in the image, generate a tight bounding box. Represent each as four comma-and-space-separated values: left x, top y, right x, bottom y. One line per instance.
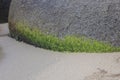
0, 23, 120, 80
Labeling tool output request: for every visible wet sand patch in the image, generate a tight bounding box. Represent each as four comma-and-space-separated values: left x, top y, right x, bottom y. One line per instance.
84, 68, 120, 80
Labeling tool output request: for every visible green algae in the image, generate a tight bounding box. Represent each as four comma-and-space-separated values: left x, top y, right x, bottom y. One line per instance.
9, 22, 120, 53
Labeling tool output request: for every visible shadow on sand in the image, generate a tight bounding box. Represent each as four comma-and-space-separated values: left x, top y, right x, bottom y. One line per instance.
0, 46, 4, 62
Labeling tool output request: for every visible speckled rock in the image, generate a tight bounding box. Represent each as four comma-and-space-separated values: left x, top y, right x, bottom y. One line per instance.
9, 0, 120, 46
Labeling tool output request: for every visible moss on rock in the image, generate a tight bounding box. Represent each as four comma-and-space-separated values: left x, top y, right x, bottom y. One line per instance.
9, 22, 120, 53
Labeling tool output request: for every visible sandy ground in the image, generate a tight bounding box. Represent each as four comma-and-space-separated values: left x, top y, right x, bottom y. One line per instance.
0, 23, 120, 80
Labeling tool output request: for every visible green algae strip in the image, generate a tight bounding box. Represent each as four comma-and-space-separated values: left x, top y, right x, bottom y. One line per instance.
9, 23, 120, 53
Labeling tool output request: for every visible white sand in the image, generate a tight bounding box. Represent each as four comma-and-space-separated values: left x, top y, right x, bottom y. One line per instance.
0, 23, 120, 80
0, 23, 9, 36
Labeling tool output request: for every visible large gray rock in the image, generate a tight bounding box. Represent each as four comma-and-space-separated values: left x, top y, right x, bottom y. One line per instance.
9, 0, 120, 46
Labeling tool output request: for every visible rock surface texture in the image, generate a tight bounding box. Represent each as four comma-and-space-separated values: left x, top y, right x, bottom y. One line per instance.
9, 0, 120, 46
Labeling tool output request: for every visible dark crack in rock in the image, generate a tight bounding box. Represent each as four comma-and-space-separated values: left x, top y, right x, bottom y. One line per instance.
0, 0, 11, 23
